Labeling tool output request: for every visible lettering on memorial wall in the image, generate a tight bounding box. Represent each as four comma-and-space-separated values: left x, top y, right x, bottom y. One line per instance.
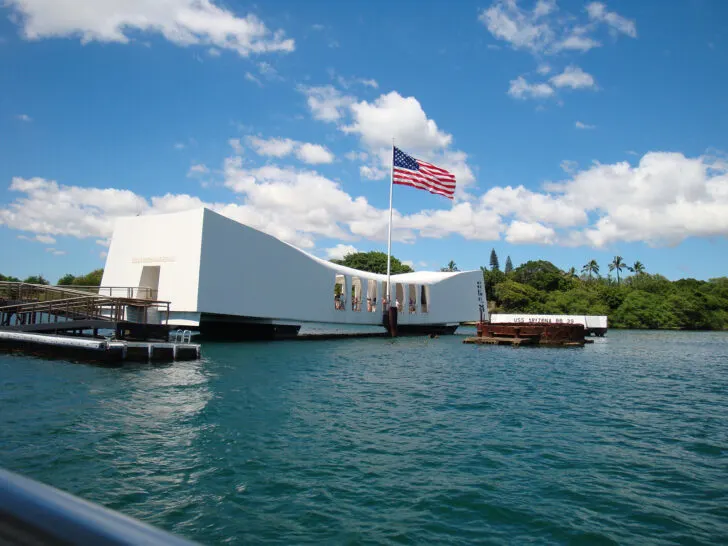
131, 256, 177, 264
476, 280, 486, 317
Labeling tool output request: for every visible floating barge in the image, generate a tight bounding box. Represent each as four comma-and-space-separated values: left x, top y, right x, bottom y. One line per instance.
0, 282, 201, 363
0, 331, 200, 364
464, 322, 592, 347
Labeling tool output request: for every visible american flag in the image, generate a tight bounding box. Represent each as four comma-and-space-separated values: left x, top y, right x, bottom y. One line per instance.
392, 146, 456, 199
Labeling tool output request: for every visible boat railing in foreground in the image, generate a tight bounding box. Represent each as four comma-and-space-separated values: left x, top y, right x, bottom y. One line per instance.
0, 467, 197, 545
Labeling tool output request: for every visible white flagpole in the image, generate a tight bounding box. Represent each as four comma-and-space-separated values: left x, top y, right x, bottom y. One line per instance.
385, 142, 394, 306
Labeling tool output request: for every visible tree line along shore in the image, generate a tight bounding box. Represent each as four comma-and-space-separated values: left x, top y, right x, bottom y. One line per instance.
4, 252, 728, 331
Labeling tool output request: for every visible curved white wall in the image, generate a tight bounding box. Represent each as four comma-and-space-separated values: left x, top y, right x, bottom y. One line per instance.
102, 208, 485, 326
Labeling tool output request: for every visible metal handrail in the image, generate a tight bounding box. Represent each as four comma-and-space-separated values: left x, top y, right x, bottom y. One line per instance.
0, 467, 198, 545
0, 282, 171, 327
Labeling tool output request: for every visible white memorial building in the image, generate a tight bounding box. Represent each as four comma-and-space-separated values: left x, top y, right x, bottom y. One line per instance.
101, 209, 485, 339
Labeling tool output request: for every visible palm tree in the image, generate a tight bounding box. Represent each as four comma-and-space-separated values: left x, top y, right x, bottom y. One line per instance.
632, 261, 645, 275
581, 259, 600, 280
441, 260, 458, 272
565, 267, 578, 279
609, 256, 626, 285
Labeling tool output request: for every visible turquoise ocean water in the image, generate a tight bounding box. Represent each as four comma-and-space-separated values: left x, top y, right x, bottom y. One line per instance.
1, 330, 727, 544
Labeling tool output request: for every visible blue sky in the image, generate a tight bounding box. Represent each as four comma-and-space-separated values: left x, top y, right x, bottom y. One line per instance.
1, 0, 727, 282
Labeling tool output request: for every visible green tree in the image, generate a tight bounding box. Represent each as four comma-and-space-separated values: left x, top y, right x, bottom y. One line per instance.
23, 275, 49, 285
581, 259, 600, 280
493, 280, 542, 312
489, 249, 500, 271
72, 269, 104, 286
440, 260, 459, 272
609, 256, 627, 285
505, 256, 513, 274
611, 290, 677, 329
0, 274, 21, 282
331, 251, 413, 274
631, 261, 646, 275
57, 273, 76, 285
511, 260, 566, 291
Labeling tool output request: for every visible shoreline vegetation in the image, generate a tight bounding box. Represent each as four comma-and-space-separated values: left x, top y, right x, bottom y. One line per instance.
477, 251, 728, 331
4, 253, 728, 331
333, 251, 728, 331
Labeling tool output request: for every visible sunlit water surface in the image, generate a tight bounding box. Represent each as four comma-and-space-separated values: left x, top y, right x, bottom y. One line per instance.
1, 330, 727, 544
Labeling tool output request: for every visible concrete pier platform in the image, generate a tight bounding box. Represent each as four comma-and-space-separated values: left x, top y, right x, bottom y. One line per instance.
0, 331, 201, 364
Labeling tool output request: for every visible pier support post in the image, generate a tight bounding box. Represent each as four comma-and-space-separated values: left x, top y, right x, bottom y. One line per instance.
387, 306, 398, 337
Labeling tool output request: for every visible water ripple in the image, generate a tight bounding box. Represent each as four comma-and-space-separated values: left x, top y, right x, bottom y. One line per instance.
1, 330, 728, 544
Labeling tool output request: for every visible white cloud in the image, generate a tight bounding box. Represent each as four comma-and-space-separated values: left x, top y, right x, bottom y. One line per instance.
479, 0, 554, 53
550, 65, 596, 89
173, 142, 186, 150
36, 234, 56, 244
560, 160, 578, 173
228, 138, 244, 155
16, 114, 32, 122
505, 220, 556, 244
187, 163, 209, 176
256, 61, 282, 81
550, 152, 728, 247
575, 121, 595, 130
328, 69, 379, 90
207, 47, 220, 57
298, 85, 355, 122
301, 87, 475, 190
480, 0, 635, 55
295, 143, 334, 165
247, 136, 334, 164
587, 2, 637, 38
344, 91, 453, 152
536, 63, 551, 75
480, 185, 587, 227
359, 165, 387, 180
554, 33, 601, 52
508, 76, 554, 99
325, 244, 358, 260
247, 136, 296, 157
345, 151, 368, 162
18, 233, 56, 244
5, 0, 295, 56
5, 149, 723, 254
245, 72, 263, 87
45, 247, 66, 256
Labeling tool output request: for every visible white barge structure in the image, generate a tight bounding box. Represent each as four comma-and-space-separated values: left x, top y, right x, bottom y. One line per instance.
101, 208, 485, 339
489, 314, 608, 336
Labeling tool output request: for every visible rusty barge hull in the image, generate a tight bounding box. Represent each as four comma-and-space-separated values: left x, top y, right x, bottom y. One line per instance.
464, 322, 592, 347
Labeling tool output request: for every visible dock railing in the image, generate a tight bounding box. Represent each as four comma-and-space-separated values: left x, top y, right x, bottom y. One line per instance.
0, 281, 170, 328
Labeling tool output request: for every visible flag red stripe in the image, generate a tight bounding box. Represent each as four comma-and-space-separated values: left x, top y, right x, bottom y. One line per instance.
393, 178, 454, 199
393, 171, 456, 194
417, 160, 455, 177
393, 169, 456, 190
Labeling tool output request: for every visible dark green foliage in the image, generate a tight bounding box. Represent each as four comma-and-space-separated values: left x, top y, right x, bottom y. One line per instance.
55, 269, 104, 287
57, 274, 76, 285
494, 280, 543, 312
331, 252, 413, 274
482, 257, 728, 330
23, 275, 49, 285
489, 249, 500, 271
441, 260, 458, 272
504, 256, 513, 274
0, 274, 21, 282
511, 260, 567, 291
